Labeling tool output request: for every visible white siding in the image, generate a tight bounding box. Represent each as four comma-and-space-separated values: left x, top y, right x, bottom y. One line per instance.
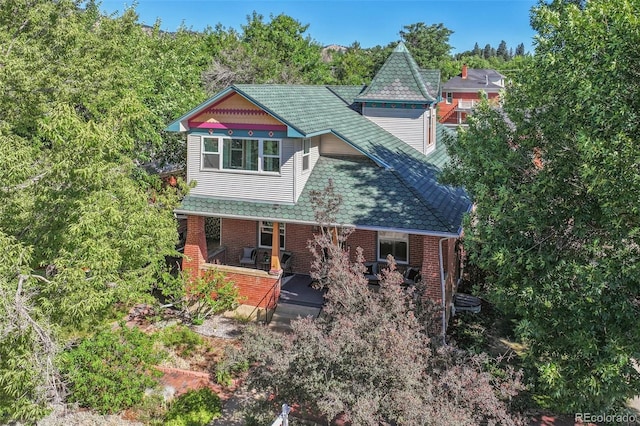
294, 137, 320, 202
363, 106, 426, 154
319, 133, 363, 156
187, 134, 295, 204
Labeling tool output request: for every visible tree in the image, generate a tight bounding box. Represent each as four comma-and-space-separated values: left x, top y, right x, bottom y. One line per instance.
202, 12, 331, 94
496, 40, 509, 61
483, 43, 493, 59
220, 184, 524, 425
515, 42, 526, 56
0, 0, 199, 421
399, 22, 453, 69
442, 0, 640, 412
473, 42, 482, 56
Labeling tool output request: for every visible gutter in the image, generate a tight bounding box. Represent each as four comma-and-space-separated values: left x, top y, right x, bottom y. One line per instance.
439, 237, 449, 344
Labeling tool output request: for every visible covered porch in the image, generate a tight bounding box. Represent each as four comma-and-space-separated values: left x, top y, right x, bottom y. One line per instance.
180, 213, 462, 328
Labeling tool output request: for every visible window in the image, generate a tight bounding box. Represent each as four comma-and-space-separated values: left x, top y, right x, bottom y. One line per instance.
201, 136, 280, 173
259, 221, 285, 249
378, 231, 408, 263
223, 138, 258, 171
446, 92, 453, 104
262, 140, 280, 172
302, 138, 310, 171
202, 137, 220, 169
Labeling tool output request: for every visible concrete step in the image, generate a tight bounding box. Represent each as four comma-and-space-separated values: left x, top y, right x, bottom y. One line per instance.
268, 303, 321, 332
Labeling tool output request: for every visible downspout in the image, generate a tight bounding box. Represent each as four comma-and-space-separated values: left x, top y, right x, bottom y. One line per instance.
439, 237, 449, 344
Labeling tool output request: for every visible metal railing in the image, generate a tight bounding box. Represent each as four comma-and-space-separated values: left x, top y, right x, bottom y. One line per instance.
247, 274, 282, 324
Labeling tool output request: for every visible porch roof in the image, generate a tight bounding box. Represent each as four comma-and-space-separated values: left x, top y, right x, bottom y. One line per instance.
175, 155, 467, 237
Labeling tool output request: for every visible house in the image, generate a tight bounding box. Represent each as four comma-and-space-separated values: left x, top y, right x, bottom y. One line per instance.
438, 64, 505, 126
165, 42, 471, 332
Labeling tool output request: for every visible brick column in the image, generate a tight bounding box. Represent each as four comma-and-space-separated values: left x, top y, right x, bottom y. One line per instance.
420, 235, 442, 302
182, 215, 207, 281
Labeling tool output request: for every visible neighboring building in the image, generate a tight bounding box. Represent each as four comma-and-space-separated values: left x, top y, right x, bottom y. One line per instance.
166, 42, 471, 332
438, 64, 505, 126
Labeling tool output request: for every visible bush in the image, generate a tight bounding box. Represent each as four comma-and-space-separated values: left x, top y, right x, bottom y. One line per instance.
164, 387, 222, 426
158, 269, 242, 324
60, 325, 165, 414
158, 324, 204, 357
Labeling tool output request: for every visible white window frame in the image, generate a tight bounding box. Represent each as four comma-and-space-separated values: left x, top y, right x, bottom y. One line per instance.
200, 136, 281, 174
302, 138, 311, 172
201, 136, 221, 170
261, 139, 281, 173
378, 231, 409, 264
259, 221, 285, 250
446, 92, 453, 104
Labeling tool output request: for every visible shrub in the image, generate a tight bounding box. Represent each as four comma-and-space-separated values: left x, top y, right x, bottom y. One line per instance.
60, 325, 164, 414
164, 387, 222, 426
157, 269, 241, 324
158, 324, 204, 358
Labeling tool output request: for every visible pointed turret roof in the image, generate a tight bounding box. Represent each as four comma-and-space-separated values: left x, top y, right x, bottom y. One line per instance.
355, 42, 438, 104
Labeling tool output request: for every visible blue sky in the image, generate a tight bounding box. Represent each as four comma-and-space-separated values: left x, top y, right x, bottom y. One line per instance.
99, 0, 538, 54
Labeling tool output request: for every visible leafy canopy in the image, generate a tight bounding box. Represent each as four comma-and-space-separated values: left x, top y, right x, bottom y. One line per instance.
443, 0, 640, 412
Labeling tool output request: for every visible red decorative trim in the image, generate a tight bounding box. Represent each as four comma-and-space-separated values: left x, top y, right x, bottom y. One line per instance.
208, 128, 213, 134
188, 122, 287, 131
268, 131, 274, 137
227, 129, 233, 135
247, 130, 254, 136
204, 108, 269, 116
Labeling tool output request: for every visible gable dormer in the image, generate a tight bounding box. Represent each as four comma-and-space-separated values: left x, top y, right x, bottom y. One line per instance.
355, 42, 440, 155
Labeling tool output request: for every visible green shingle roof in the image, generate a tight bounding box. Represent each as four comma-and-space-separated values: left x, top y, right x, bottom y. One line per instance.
167, 41, 470, 236
354, 42, 438, 103
177, 155, 463, 235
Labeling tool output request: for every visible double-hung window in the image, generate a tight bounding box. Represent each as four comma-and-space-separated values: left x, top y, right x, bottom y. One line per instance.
262, 140, 280, 172
446, 92, 453, 104
378, 231, 409, 263
302, 138, 310, 171
202, 137, 220, 170
259, 221, 285, 249
201, 136, 280, 173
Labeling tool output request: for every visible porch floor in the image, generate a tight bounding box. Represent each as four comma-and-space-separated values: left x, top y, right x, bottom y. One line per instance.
279, 274, 325, 308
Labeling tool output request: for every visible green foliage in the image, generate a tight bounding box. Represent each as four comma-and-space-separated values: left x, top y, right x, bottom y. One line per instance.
0, 0, 210, 418
443, 0, 640, 412
202, 12, 331, 93
400, 22, 453, 69
158, 269, 242, 324
0, 329, 52, 424
164, 388, 222, 426
60, 325, 164, 414
158, 324, 204, 358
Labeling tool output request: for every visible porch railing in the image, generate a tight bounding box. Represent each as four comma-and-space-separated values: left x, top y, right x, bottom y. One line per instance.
457, 99, 478, 109
248, 273, 282, 324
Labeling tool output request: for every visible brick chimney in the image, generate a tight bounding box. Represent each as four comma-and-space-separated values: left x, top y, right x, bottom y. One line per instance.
462, 64, 468, 79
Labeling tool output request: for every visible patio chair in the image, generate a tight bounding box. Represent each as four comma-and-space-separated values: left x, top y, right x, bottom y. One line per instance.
364, 262, 379, 284
402, 267, 422, 286
280, 251, 293, 276
239, 247, 257, 268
